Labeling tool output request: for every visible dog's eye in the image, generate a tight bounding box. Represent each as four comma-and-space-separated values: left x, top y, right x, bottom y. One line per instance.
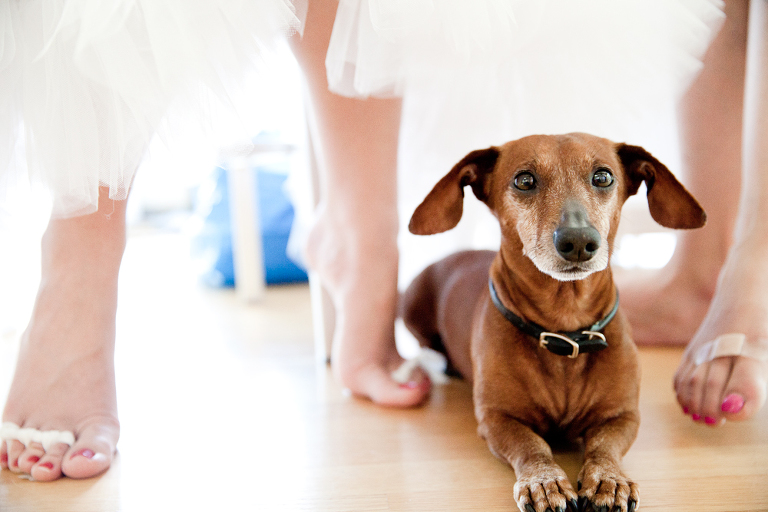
514, 172, 537, 191
592, 169, 614, 188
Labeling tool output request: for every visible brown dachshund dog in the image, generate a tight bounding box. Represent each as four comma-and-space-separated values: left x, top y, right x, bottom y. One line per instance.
401, 133, 706, 512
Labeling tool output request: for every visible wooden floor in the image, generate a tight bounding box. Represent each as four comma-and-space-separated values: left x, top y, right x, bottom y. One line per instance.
1, 231, 767, 512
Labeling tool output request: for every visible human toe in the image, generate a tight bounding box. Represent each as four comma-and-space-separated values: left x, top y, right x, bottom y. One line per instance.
16, 442, 46, 473
696, 358, 733, 426
719, 358, 768, 421
0, 441, 8, 469
63, 446, 111, 479
28, 443, 68, 482
61, 423, 118, 479
6, 439, 26, 473
675, 362, 705, 420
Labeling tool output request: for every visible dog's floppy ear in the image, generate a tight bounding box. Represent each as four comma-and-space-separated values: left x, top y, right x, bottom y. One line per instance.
617, 143, 707, 229
409, 147, 500, 235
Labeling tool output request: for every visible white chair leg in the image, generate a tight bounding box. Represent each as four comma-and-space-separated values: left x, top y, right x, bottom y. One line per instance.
227, 156, 266, 303
304, 110, 334, 363
309, 272, 334, 364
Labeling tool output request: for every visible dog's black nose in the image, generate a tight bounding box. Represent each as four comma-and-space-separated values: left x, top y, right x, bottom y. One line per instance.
553, 203, 601, 262
554, 226, 601, 261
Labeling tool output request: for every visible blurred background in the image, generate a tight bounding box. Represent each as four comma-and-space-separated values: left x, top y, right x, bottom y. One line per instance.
0, 42, 680, 348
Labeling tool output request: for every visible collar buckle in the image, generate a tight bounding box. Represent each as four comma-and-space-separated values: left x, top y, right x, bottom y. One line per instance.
540, 332, 580, 359
580, 331, 606, 344
539, 331, 607, 359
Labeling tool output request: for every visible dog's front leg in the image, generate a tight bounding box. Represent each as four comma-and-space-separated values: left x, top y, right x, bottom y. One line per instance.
578, 412, 640, 512
478, 410, 579, 512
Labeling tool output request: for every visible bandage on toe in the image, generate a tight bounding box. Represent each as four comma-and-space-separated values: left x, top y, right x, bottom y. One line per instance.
694, 333, 768, 366
0, 422, 75, 452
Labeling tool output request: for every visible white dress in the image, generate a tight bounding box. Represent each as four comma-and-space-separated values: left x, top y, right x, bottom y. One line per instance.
323, 0, 725, 283
0, 0, 723, 227
0, 0, 302, 217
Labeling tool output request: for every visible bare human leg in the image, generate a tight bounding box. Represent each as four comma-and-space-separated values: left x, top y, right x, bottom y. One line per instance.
1, 187, 124, 480
618, 0, 746, 347
290, 1, 430, 407
675, 0, 768, 425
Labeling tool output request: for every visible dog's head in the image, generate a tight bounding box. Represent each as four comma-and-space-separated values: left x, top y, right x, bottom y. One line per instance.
409, 133, 706, 281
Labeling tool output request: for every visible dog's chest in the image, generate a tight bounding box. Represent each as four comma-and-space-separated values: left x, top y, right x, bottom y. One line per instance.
475, 317, 634, 438
518, 353, 614, 434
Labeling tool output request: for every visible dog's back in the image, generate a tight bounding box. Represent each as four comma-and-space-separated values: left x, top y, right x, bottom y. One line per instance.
401, 250, 495, 382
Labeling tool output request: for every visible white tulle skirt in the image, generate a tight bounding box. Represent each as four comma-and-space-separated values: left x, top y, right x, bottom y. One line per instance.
1, 0, 723, 221
327, 0, 724, 101
0, 0, 301, 217
323, 0, 725, 283
328, 0, 724, 145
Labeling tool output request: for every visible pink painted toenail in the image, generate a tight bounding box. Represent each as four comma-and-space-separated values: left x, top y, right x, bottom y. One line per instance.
70, 449, 95, 460
692, 414, 701, 421
721, 393, 745, 414
705, 416, 717, 425
0, 453, 7, 464
683, 407, 690, 415
399, 381, 420, 389
39, 462, 54, 470
12, 458, 19, 467
27, 456, 40, 464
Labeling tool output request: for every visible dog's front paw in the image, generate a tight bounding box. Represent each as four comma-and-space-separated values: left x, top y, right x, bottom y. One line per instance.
514, 467, 579, 512
576, 460, 639, 512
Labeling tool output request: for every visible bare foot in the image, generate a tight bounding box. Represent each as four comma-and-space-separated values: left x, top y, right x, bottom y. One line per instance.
615, 263, 715, 346
305, 207, 430, 407
674, 244, 768, 425
1, 196, 124, 480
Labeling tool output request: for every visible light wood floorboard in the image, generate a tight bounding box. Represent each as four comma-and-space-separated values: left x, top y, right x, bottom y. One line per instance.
1, 231, 766, 511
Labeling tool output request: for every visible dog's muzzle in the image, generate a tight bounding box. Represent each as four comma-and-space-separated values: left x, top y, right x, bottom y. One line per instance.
553, 201, 601, 263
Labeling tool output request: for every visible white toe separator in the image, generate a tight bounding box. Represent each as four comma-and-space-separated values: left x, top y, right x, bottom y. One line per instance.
694, 333, 768, 366
1, 422, 75, 451
392, 347, 449, 385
